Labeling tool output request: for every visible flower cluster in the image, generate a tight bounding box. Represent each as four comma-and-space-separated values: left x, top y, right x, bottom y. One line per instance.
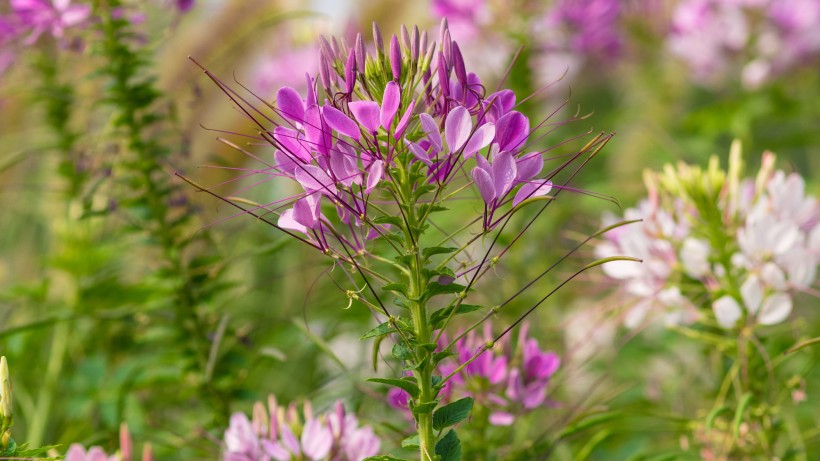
206, 19, 554, 257
388, 323, 560, 426
597, 143, 819, 329
668, 0, 820, 88
65, 424, 152, 461
223, 396, 380, 461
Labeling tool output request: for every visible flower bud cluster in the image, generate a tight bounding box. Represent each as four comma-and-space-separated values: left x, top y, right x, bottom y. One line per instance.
597, 143, 819, 329
223, 396, 380, 461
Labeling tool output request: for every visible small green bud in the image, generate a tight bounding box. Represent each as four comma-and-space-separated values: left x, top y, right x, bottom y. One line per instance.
0, 356, 12, 451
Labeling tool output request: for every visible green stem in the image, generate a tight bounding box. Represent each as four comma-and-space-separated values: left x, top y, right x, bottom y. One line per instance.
27, 321, 69, 447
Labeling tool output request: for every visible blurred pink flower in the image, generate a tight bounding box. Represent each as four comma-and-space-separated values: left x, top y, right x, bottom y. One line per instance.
223, 397, 380, 461
10, 0, 91, 44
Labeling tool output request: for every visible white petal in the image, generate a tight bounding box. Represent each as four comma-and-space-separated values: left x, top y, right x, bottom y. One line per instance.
713, 296, 742, 329
758, 293, 792, 325
740, 275, 763, 314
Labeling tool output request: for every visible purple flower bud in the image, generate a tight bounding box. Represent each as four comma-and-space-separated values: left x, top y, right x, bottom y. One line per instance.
420, 30, 428, 60
319, 57, 331, 93
400, 24, 411, 50
330, 36, 341, 59
372, 21, 384, 55
390, 34, 402, 81
452, 41, 467, 85
437, 52, 450, 97
411, 25, 420, 61
439, 17, 449, 49
319, 35, 335, 60
355, 33, 365, 72
344, 48, 356, 94
443, 30, 453, 71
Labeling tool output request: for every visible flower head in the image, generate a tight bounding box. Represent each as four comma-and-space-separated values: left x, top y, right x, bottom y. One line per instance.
10, 0, 91, 44
598, 144, 819, 329
223, 397, 380, 461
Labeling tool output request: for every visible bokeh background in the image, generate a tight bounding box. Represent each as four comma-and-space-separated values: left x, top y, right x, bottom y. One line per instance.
1, 0, 818, 459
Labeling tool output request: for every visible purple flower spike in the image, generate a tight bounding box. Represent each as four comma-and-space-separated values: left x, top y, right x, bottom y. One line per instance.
390, 34, 402, 80
381, 81, 401, 130
322, 105, 361, 141
349, 101, 381, 134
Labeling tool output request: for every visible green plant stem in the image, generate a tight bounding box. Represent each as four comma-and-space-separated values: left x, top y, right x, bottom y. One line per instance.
27, 321, 69, 447
397, 167, 436, 461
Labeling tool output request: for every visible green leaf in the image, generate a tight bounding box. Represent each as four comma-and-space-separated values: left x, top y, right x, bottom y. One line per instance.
422, 282, 467, 302
361, 322, 393, 339
383, 282, 408, 296
367, 377, 420, 399
373, 216, 404, 227
392, 342, 414, 360
422, 246, 458, 259
401, 435, 420, 448
433, 397, 474, 430
435, 430, 462, 461
411, 401, 438, 417
430, 304, 482, 329
432, 350, 455, 365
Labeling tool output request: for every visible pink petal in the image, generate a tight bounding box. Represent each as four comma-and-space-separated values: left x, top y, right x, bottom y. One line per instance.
462, 123, 495, 158
445, 105, 472, 152
471, 167, 496, 204
274, 149, 298, 175
301, 419, 332, 460
512, 180, 552, 207
322, 105, 361, 141
488, 412, 515, 426
349, 101, 381, 133
419, 113, 442, 151
495, 111, 529, 152
380, 81, 401, 130
295, 165, 334, 194
366, 160, 384, 194
492, 151, 517, 199
278, 208, 307, 234
65, 445, 88, 461
274, 127, 311, 163
303, 105, 331, 155
407, 141, 433, 166
515, 152, 543, 182
276, 87, 306, 124
393, 99, 416, 139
